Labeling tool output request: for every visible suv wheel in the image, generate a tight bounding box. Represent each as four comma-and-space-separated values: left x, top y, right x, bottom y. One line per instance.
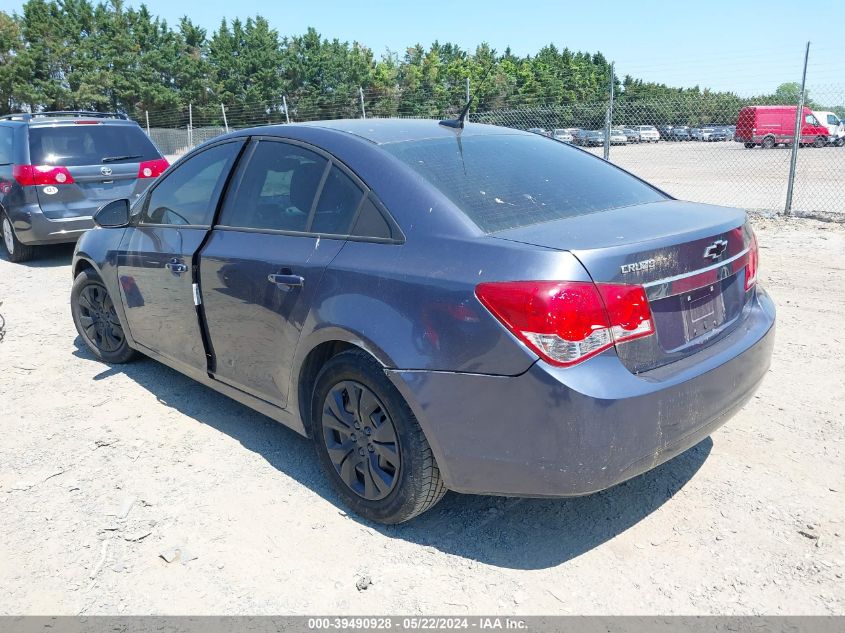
2, 212, 35, 263
312, 350, 446, 524
71, 268, 137, 364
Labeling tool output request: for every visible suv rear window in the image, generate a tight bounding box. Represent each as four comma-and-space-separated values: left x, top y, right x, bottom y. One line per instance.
28, 124, 160, 166
384, 134, 665, 233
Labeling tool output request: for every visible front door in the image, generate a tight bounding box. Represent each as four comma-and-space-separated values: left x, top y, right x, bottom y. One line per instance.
116, 140, 244, 373
199, 139, 366, 407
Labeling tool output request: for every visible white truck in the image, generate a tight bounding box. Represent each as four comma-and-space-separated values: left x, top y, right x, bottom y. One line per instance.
812, 110, 845, 146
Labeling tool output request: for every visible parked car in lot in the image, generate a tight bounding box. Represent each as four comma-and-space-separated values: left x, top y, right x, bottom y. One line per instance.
609, 129, 628, 145
668, 126, 691, 141
657, 124, 674, 140
71, 119, 775, 523
527, 127, 549, 136
634, 125, 660, 142
552, 128, 574, 143
691, 127, 728, 142
621, 128, 640, 143
576, 130, 605, 146
0, 111, 168, 263
735, 105, 830, 149
811, 110, 845, 146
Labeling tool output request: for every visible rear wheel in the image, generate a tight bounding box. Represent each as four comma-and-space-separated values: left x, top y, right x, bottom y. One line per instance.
1, 212, 35, 263
836, 137, 845, 147
761, 136, 776, 149
312, 349, 446, 524
71, 268, 137, 364
744, 142, 755, 149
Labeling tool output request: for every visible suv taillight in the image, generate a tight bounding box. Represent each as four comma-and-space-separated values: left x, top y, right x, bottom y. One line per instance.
745, 231, 759, 291
475, 280, 654, 367
138, 158, 169, 179
13, 164, 75, 186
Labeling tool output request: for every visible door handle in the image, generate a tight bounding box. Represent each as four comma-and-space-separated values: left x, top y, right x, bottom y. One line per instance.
268, 273, 304, 289
165, 259, 188, 273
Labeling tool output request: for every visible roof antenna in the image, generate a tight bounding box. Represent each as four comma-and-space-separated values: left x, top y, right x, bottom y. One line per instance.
439, 61, 495, 130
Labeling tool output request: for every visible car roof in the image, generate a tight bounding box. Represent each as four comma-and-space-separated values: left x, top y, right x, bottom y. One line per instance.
290, 118, 532, 145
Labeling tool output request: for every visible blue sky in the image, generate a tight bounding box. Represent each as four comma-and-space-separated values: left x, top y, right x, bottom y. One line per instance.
3, 0, 843, 96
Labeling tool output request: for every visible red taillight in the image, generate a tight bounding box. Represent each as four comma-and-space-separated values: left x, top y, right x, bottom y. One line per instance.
12, 164, 75, 186
745, 231, 759, 291
137, 158, 169, 179
475, 280, 654, 367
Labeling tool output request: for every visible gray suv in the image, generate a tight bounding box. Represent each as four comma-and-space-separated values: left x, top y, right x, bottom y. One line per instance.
0, 111, 167, 262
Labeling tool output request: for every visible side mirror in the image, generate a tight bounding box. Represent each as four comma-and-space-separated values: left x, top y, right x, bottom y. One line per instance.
93, 198, 130, 228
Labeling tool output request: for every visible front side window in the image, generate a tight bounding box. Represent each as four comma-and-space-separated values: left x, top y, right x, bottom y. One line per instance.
384, 133, 666, 233
142, 141, 242, 226
827, 114, 839, 125
219, 140, 328, 232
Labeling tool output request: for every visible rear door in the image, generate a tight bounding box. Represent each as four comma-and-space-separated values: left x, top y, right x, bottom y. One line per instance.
116, 139, 245, 373
28, 122, 164, 219
199, 138, 367, 408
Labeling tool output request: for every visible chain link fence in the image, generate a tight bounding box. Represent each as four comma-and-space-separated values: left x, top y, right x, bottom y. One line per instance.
138, 84, 845, 217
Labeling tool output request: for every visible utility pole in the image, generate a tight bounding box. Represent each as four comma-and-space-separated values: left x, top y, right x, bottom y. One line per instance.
144, 110, 150, 136
603, 62, 615, 160
282, 96, 290, 124
188, 103, 193, 148
359, 87, 366, 119
221, 104, 229, 134
785, 41, 810, 216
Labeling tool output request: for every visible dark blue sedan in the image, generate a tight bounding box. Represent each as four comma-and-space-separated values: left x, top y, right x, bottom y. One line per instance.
71, 119, 775, 523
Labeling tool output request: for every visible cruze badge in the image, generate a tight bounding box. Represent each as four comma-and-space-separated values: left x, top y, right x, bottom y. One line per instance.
703, 239, 728, 260
620, 258, 656, 274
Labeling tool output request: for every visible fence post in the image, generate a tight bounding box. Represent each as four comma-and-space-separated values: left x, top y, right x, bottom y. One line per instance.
221, 103, 229, 134
145, 110, 150, 136
785, 41, 810, 216
603, 62, 615, 160
282, 96, 290, 124
359, 87, 366, 119
188, 103, 193, 148
466, 76, 470, 123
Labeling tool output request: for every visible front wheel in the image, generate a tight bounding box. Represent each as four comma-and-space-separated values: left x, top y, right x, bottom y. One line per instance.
813, 136, 826, 148
71, 268, 137, 364
761, 136, 776, 149
1, 212, 35, 263
312, 350, 446, 524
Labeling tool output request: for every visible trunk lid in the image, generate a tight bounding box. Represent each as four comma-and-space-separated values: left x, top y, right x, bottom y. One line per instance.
491, 200, 754, 373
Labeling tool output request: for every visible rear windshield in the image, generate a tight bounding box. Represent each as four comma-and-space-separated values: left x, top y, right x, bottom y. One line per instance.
29, 124, 160, 166
384, 134, 665, 233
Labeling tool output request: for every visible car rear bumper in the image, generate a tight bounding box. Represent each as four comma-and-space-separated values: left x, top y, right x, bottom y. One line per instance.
8, 204, 94, 245
388, 289, 776, 497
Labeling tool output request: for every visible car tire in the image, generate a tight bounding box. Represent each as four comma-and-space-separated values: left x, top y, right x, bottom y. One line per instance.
744, 142, 755, 149
812, 136, 825, 148
761, 136, 776, 149
1, 212, 36, 263
71, 268, 137, 364
311, 349, 447, 524
835, 137, 845, 147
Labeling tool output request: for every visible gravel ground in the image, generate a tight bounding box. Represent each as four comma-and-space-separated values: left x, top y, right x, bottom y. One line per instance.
0, 214, 843, 615
582, 141, 845, 215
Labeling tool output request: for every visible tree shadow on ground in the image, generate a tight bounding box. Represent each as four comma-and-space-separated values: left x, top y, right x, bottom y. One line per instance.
75, 338, 711, 570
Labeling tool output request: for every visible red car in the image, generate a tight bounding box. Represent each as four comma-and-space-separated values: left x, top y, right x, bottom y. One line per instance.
735, 105, 829, 149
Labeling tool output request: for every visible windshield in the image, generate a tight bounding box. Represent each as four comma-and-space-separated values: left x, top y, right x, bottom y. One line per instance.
29, 124, 160, 165
383, 133, 666, 233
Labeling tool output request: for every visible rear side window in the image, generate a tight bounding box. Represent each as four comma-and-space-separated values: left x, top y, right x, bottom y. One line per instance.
311, 166, 365, 234
352, 196, 392, 240
142, 141, 242, 226
0, 126, 13, 164
28, 124, 160, 166
219, 140, 328, 233
383, 134, 666, 233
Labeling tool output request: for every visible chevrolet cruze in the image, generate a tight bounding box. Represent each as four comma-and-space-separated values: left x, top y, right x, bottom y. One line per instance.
70, 119, 776, 523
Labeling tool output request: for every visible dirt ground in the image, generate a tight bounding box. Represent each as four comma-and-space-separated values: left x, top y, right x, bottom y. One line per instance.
0, 214, 843, 615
